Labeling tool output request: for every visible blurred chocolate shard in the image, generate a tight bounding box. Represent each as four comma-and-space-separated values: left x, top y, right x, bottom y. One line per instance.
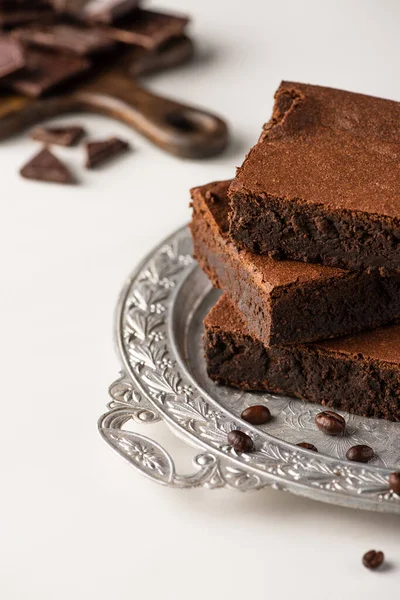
31, 125, 86, 146
128, 35, 194, 78
0, 1, 48, 5
49, 0, 88, 14
82, 0, 140, 24
0, 36, 25, 79
20, 147, 76, 184
104, 8, 189, 50
13, 23, 116, 55
85, 136, 129, 168
0, 7, 54, 28
2, 48, 91, 97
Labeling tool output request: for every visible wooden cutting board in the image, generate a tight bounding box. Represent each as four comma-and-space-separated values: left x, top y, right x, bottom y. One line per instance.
0, 36, 229, 159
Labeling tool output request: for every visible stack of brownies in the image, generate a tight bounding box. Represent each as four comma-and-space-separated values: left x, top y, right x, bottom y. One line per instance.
190, 82, 400, 422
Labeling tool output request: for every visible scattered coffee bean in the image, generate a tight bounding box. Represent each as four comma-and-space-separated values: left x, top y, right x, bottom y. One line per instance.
388, 471, 400, 495
315, 410, 345, 436
362, 550, 384, 570
241, 405, 272, 425
346, 444, 374, 463
297, 442, 318, 452
227, 430, 254, 453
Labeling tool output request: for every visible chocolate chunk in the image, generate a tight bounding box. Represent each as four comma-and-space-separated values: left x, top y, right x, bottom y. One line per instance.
82, 0, 140, 24
315, 411, 345, 436
0, 36, 25, 79
0, 0, 44, 4
0, 7, 54, 28
296, 442, 318, 452
128, 35, 194, 79
346, 444, 374, 463
241, 405, 272, 425
31, 125, 86, 146
13, 23, 116, 56
105, 9, 189, 50
227, 430, 254, 453
20, 147, 75, 184
362, 550, 384, 570
85, 136, 129, 168
49, 0, 88, 14
3, 48, 90, 97
388, 472, 400, 495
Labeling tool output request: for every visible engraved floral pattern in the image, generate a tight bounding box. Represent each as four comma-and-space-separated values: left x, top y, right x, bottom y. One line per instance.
98, 226, 400, 512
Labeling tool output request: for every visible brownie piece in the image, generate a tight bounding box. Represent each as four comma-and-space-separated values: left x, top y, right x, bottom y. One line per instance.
229, 82, 400, 271
204, 294, 400, 421
191, 180, 400, 345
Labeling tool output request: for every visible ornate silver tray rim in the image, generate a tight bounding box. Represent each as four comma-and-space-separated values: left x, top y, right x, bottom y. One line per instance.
99, 225, 400, 514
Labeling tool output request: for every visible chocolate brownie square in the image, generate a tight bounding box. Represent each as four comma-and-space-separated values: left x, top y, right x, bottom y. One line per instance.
191, 180, 400, 346
204, 294, 400, 421
229, 82, 400, 271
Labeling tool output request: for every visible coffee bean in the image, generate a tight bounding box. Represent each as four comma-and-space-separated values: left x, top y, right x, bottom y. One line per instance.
315, 410, 345, 435
297, 442, 318, 452
241, 405, 272, 425
346, 445, 374, 463
362, 550, 384, 570
388, 471, 400, 495
227, 430, 254, 453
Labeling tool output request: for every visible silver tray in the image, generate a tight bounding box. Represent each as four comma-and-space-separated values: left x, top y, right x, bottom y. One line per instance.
98, 225, 400, 513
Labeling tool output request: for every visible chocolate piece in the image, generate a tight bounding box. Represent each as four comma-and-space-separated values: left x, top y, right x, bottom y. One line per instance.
105, 9, 189, 50
241, 405, 271, 425
82, 0, 140, 24
0, 36, 25, 78
14, 23, 116, 55
85, 136, 129, 168
20, 147, 75, 184
227, 430, 254, 453
362, 551, 384, 570
49, 0, 88, 14
388, 472, 400, 495
190, 180, 400, 346
3, 48, 90, 97
346, 445, 374, 463
203, 294, 400, 422
31, 125, 85, 146
128, 35, 194, 78
229, 82, 400, 270
0, 1, 45, 5
0, 7, 53, 28
296, 442, 318, 452
315, 411, 345, 436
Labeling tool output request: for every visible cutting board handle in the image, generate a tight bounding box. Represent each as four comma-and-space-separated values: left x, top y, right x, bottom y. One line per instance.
77, 73, 229, 159
0, 77, 228, 160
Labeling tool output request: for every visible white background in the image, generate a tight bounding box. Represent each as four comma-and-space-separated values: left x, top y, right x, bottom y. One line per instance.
1, 1, 400, 598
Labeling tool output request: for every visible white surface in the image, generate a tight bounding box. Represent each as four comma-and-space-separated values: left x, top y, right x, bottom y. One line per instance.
1, 1, 400, 598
